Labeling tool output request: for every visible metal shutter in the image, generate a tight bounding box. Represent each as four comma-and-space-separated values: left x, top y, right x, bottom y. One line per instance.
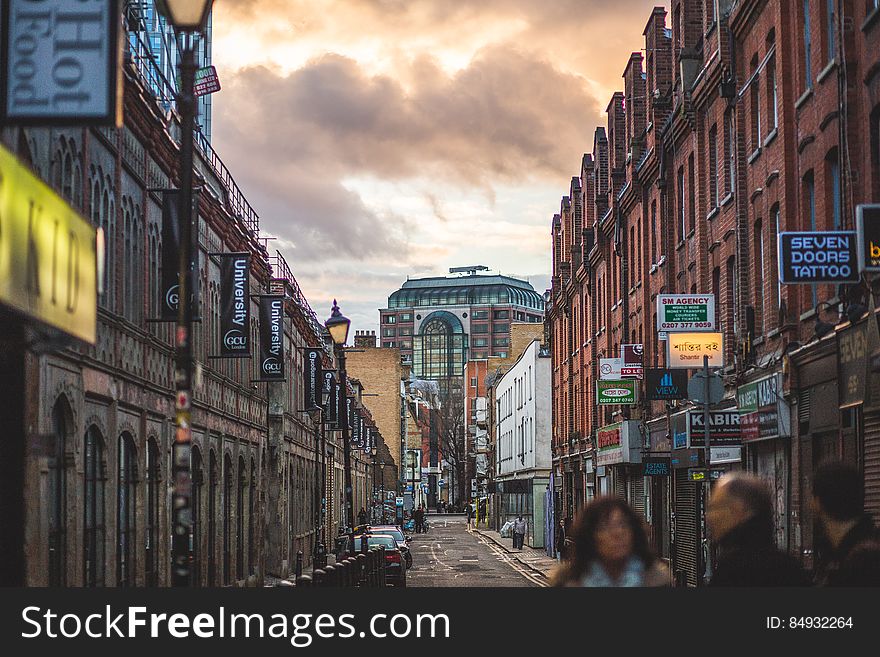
630, 472, 646, 519
864, 409, 880, 525
673, 469, 699, 587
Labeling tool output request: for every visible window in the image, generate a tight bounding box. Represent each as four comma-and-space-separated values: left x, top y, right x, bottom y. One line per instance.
494, 310, 510, 319
49, 398, 71, 587
472, 324, 489, 334
688, 154, 696, 231
192, 447, 203, 587
773, 205, 783, 310
725, 110, 736, 194
804, 0, 813, 90
473, 337, 488, 347
249, 460, 256, 576
145, 438, 161, 587
470, 377, 478, 387
400, 313, 412, 322
84, 427, 105, 587
804, 171, 817, 305
208, 452, 218, 585
223, 454, 233, 586
651, 201, 658, 262
400, 340, 412, 349
750, 54, 761, 150
382, 328, 396, 337
399, 326, 412, 336
754, 219, 765, 337
117, 433, 137, 587
493, 336, 509, 347
383, 315, 396, 324
826, 0, 835, 62
493, 322, 509, 333
471, 310, 489, 320
677, 166, 686, 241
767, 52, 778, 133
709, 124, 719, 207
237, 457, 246, 581
828, 151, 841, 229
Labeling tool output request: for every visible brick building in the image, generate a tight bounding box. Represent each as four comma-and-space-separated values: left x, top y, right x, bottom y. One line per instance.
547, 0, 880, 585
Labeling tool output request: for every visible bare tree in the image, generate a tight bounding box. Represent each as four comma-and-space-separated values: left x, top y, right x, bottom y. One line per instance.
436, 376, 467, 506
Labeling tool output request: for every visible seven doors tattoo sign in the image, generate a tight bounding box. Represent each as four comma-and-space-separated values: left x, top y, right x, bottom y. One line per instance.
258, 295, 284, 381
219, 254, 250, 357
777, 231, 859, 284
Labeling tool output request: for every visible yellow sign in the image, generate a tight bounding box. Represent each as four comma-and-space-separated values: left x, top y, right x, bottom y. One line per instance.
0, 144, 97, 343
666, 332, 723, 369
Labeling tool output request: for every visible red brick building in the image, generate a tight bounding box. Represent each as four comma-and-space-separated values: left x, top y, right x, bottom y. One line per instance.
548, 0, 880, 585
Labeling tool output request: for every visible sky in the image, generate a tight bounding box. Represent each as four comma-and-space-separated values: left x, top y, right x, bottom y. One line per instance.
211, 0, 655, 336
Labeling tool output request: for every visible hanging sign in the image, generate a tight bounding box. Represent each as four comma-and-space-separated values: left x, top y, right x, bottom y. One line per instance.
321, 371, 338, 426
258, 295, 284, 381
159, 191, 200, 321
645, 368, 688, 400
193, 66, 221, 97
303, 347, 323, 411
621, 344, 643, 379
856, 204, 880, 272
777, 231, 859, 283
667, 332, 723, 369
2, 0, 123, 125
0, 144, 97, 343
599, 358, 622, 380
218, 253, 250, 357
597, 379, 637, 405
656, 295, 716, 331
686, 410, 741, 447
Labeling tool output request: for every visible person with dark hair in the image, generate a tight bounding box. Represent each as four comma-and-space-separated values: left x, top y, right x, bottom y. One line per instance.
706, 472, 809, 586
550, 496, 669, 587
811, 462, 880, 586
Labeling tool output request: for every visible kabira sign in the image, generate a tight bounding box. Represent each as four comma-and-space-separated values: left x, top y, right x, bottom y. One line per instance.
656, 295, 716, 331
777, 232, 859, 284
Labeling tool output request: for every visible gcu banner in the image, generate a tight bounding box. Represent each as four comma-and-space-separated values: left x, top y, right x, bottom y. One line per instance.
322, 371, 338, 426
303, 348, 323, 411
219, 254, 250, 357
160, 191, 199, 321
258, 295, 285, 381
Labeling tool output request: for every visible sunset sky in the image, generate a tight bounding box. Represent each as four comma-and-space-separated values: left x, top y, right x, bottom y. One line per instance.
211, 0, 654, 335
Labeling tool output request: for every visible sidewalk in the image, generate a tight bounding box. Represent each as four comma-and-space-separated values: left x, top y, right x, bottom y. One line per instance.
472, 527, 559, 581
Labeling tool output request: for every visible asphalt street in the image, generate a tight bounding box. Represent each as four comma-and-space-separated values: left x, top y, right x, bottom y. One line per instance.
406, 515, 545, 587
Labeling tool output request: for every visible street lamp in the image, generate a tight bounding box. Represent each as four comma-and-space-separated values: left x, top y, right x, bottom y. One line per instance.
379, 462, 387, 523
157, 0, 212, 588
325, 301, 354, 550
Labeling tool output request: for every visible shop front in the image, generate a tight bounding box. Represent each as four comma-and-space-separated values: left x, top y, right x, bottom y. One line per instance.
596, 420, 644, 516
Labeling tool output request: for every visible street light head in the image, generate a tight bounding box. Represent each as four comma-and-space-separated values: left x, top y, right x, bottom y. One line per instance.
325, 299, 351, 346
157, 0, 213, 32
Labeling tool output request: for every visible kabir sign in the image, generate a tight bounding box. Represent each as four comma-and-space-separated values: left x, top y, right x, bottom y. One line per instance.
656, 295, 716, 331
666, 332, 724, 369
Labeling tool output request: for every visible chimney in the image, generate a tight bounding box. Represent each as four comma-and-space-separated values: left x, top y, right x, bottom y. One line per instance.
354, 330, 377, 348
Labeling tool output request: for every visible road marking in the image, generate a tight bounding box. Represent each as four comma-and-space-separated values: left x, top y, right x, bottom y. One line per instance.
474, 533, 548, 587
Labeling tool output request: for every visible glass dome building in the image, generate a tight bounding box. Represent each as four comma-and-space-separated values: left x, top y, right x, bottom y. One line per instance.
380, 271, 545, 381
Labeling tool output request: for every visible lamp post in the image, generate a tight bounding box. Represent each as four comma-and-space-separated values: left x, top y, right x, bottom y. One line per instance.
157, 0, 212, 588
379, 462, 386, 523
325, 301, 354, 550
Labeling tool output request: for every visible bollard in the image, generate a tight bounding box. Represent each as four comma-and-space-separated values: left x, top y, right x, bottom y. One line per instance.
356, 553, 367, 587
378, 546, 386, 587
360, 534, 369, 554
312, 569, 325, 586
295, 551, 304, 579
343, 558, 354, 587
295, 574, 312, 587
323, 564, 337, 587
336, 561, 347, 588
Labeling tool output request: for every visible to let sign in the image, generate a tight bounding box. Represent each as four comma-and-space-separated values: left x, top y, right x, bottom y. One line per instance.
777, 231, 859, 284
656, 294, 716, 331
0, 144, 97, 343
666, 332, 723, 369
2, 0, 122, 125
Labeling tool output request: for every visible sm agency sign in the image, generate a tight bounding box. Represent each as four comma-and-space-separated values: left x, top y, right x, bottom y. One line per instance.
777, 232, 859, 284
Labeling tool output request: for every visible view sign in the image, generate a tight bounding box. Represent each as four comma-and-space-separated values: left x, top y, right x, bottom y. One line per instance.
656, 295, 716, 331
2, 0, 123, 125
856, 204, 880, 272
777, 232, 859, 284
666, 332, 723, 369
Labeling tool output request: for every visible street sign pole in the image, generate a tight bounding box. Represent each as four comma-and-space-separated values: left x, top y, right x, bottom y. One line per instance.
700, 355, 712, 586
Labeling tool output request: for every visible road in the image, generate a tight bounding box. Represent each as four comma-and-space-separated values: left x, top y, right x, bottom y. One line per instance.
406, 514, 545, 587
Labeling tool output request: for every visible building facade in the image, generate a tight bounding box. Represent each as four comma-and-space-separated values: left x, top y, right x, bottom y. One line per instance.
547, 0, 880, 585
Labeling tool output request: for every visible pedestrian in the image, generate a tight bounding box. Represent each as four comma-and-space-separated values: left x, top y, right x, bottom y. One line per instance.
466, 502, 474, 529
555, 518, 567, 561
550, 496, 670, 587
414, 505, 424, 534
811, 462, 880, 586
357, 507, 368, 527
706, 472, 809, 586
513, 514, 527, 550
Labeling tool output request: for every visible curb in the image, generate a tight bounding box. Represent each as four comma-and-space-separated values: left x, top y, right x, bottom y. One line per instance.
473, 529, 552, 580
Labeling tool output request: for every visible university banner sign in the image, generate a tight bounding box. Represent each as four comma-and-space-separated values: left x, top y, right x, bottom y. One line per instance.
218, 254, 250, 357
777, 232, 859, 284
321, 370, 338, 426
2, 0, 123, 125
666, 332, 723, 369
258, 295, 284, 381
656, 294, 716, 331
645, 368, 688, 400
597, 379, 637, 405
856, 204, 880, 272
159, 191, 200, 321
0, 144, 97, 343
303, 347, 322, 411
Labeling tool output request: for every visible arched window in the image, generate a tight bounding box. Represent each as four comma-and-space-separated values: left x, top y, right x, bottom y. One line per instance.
117, 433, 138, 586
83, 426, 106, 587
49, 398, 72, 586
237, 456, 246, 581
208, 451, 218, 585
192, 446, 203, 587
145, 438, 161, 586
249, 459, 256, 575
223, 453, 233, 585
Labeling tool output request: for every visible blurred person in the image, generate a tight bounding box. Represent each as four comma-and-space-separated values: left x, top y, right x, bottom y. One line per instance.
811, 462, 880, 586
513, 514, 527, 550
550, 497, 669, 587
706, 472, 809, 586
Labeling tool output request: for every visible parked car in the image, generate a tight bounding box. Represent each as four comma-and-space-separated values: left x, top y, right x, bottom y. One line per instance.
342, 534, 406, 587
369, 525, 413, 568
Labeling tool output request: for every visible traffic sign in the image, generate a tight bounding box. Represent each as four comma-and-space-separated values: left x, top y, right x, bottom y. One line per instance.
688, 371, 724, 404
395, 496, 404, 507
